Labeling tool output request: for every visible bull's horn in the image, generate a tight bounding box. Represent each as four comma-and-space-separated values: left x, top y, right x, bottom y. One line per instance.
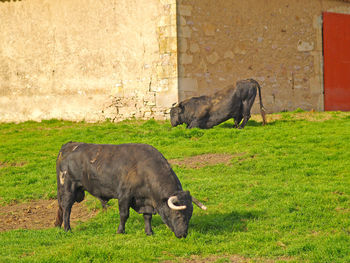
192, 196, 207, 210
168, 196, 186, 210
172, 102, 178, 107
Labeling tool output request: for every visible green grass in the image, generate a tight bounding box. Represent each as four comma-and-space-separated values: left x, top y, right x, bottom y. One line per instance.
0, 112, 349, 262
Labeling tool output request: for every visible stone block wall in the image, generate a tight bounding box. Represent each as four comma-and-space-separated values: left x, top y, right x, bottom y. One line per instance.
177, 0, 350, 113
0, 0, 178, 122
1, 0, 350, 123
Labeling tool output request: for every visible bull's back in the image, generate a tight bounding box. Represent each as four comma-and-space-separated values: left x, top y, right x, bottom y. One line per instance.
57, 142, 180, 199
235, 79, 258, 98
206, 85, 239, 126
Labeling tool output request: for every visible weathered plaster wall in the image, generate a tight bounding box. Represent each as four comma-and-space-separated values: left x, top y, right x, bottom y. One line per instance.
177, 0, 350, 113
0, 0, 177, 122
2, 0, 349, 123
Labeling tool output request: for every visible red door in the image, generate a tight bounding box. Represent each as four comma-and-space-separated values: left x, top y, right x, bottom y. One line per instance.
323, 12, 350, 111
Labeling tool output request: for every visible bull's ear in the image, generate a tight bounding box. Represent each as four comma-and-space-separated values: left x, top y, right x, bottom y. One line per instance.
172, 102, 177, 107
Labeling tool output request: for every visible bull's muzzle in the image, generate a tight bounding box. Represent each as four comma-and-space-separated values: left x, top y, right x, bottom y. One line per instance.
175, 232, 187, 238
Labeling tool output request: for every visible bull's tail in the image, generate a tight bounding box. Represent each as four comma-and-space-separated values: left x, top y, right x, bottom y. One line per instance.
55, 151, 64, 227
255, 80, 267, 126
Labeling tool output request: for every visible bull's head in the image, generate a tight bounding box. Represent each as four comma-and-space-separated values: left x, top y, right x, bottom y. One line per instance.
158, 190, 193, 238
170, 103, 183, 127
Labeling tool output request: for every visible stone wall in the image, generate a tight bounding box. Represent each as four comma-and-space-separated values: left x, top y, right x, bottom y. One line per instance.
0, 0, 178, 122
177, 0, 350, 113
1, 0, 350, 123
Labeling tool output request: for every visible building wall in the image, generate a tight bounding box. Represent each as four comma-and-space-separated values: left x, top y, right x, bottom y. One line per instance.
0, 0, 177, 122
1, 0, 349, 123
177, 0, 350, 113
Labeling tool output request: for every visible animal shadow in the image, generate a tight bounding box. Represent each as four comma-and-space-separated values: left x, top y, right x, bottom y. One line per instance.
219, 120, 262, 129
190, 210, 263, 234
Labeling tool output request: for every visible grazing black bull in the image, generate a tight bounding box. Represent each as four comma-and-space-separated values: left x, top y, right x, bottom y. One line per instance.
54, 142, 206, 238
170, 79, 266, 129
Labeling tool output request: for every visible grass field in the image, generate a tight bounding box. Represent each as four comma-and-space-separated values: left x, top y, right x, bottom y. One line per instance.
0, 111, 349, 262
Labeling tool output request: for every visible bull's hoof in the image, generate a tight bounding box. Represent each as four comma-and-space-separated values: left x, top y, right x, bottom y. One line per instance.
116, 229, 125, 234
54, 220, 62, 228
145, 230, 154, 236
101, 203, 110, 210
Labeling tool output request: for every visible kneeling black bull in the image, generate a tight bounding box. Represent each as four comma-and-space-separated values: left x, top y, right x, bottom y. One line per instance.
55, 142, 206, 238
170, 79, 267, 129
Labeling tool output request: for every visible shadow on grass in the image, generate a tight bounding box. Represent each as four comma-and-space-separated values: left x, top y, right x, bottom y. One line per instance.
218, 120, 264, 129
190, 210, 263, 234
263, 119, 299, 126
76, 207, 263, 236
133, 209, 264, 235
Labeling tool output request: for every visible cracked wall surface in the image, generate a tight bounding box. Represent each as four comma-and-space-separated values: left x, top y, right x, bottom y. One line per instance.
177, 0, 350, 113
0, 0, 178, 122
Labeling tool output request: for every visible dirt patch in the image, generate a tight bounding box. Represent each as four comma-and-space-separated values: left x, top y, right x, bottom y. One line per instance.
250, 111, 350, 123
0, 199, 99, 232
169, 153, 235, 169
0, 161, 27, 168
162, 255, 247, 263
165, 255, 250, 263
162, 255, 294, 263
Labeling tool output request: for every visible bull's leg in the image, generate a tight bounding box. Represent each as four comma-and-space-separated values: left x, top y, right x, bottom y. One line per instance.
239, 99, 254, 129
143, 213, 153, 236
61, 193, 75, 232
234, 115, 243, 128
239, 114, 250, 129
188, 107, 210, 129
54, 204, 63, 227
117, 199, 130, 234
98, 198, 108, 210
56, 182, 75, 230
187, 119, 200, 129
188, 118, 207, 129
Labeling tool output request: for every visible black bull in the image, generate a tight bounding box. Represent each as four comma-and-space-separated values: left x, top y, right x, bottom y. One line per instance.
170, 79, 267, 129
55, 142, 206, 238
